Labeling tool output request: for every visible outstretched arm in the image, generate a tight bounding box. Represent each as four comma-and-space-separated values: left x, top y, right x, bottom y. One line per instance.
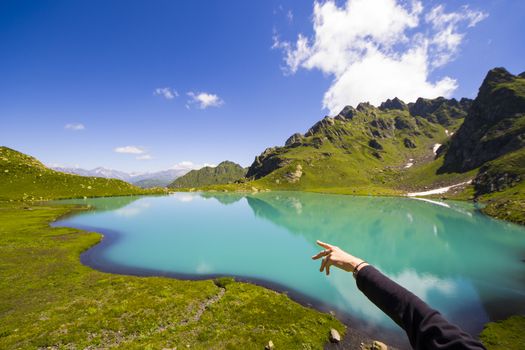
312, 241, 486, 350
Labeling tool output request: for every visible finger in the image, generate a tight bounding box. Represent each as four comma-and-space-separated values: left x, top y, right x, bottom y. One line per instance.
320, 256, 329, 272
316, 240, 334, 250
311, 250, 331, 260
326, 264, 331, 276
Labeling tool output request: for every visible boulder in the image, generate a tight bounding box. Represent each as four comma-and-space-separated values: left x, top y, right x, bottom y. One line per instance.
368, 139, 383, 150
265, 340, 275, 350
329, 328, 341, 343
403, 138, 416, 148
372, 340, 388, 350
284, 164, 303, 183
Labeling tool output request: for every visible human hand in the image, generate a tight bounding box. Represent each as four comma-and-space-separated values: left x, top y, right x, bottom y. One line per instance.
311, 240, 367, 276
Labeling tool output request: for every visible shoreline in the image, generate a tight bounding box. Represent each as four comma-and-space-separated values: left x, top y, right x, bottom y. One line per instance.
51, 218, 409, 349
172, 181, 524, 226
47, 192, 522, 347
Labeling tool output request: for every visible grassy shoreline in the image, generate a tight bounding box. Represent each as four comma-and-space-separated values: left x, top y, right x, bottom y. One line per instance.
0, 201, 345, 349
171, 182, 524, 226
1, 196, 522, 349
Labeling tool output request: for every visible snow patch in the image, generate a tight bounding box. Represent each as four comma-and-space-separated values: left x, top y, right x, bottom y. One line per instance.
432, 143, 442, 155
406, 180, 472, 197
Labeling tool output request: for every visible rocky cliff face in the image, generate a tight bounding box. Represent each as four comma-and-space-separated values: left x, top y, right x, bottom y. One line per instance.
440, 68, 525, 173
408, 97, 472, 126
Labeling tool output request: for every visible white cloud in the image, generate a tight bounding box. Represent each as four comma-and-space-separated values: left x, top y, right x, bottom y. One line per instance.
287, 10, 294, 23
187, 92, 224, 109
114, 146, 146, 154
154, 87, 178, 100
171, 161, 216, 172
273, 0, 487, 114
64, 123, 85, 131
136, 154, 152, 160
425, 5, 488, 68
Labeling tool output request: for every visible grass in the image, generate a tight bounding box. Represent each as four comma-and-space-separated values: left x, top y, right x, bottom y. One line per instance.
480, 316, 525, 350
0, 145, 344, 348
0, 203, 343, 349
0, 146, 165, 201
479, 182, 525, 225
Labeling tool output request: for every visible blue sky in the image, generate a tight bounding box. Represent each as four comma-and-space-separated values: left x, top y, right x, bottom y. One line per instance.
1, 0, 524, 172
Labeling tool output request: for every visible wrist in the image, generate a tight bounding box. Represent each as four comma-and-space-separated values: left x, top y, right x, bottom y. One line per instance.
352, 261, 368, 279
352, 260, 367, 272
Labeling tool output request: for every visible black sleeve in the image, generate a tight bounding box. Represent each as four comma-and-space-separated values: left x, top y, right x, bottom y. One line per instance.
355, 265, 486, 350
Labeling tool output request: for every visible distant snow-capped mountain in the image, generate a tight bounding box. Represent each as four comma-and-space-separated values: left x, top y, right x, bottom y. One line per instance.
51, 167, 188, 188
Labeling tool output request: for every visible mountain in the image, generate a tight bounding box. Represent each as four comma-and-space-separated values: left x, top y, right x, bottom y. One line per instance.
0, 147, 161, 200
53, 166, 132, 181
168, 161, 247, 189
52, 167, 185, 188
244, 95, 469, 194
440, 67, 524, 224
240, 67, 524, 223
130, 169, 184, 188
440, 67, 525, 174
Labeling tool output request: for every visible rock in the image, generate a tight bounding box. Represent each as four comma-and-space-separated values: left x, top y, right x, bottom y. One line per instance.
329, 328, 341, 343
357, 102, 374, 112
369, 118, 395, 138
379, 97, 408, 111
403, 138, 417, 148
246, 147, 292, 180
337, 105, 357, 119
372, 340, 388, 350
371, 151, 382, 159
285, 133, 304, 147
407, 96, 471, 126
284, 164, 303, 183
393, 116, 415, 131
265, 340, 275, 350
368, 139, 383, 150
305, 117, 336, 137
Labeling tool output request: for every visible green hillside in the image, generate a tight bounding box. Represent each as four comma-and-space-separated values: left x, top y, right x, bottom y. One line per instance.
244, 96, 467, 194
169, 161, 247, 189
0, 146, 163, 201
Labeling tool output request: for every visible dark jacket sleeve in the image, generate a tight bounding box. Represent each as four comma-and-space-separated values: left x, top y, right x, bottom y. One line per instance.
356, 265, 486, 350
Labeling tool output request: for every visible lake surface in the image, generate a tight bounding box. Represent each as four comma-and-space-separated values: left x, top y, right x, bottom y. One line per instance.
54, 192, 525, 345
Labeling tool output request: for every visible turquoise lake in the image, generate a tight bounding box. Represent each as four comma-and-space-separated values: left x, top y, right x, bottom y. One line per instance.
54, 192, 525, 343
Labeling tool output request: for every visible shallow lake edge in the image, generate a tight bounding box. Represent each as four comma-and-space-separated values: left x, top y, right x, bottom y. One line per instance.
51, 201, 410, 348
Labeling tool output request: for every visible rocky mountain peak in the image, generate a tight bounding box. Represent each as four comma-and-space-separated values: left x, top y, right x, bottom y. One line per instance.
440, 67, 525, 173
482, 67, 515, 86
356, 102, 374, 113
336, 105, 357, 120
285, 133, 304, 147
379, 97, 407, 111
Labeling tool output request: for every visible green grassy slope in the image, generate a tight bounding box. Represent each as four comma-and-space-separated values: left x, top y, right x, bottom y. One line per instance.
0, 146, 164, 200
169, 161, 247, 189
474, 149, 525, 224
0, 203, 343, 349
480, 316, 525, 350
245, 102, 458, 195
